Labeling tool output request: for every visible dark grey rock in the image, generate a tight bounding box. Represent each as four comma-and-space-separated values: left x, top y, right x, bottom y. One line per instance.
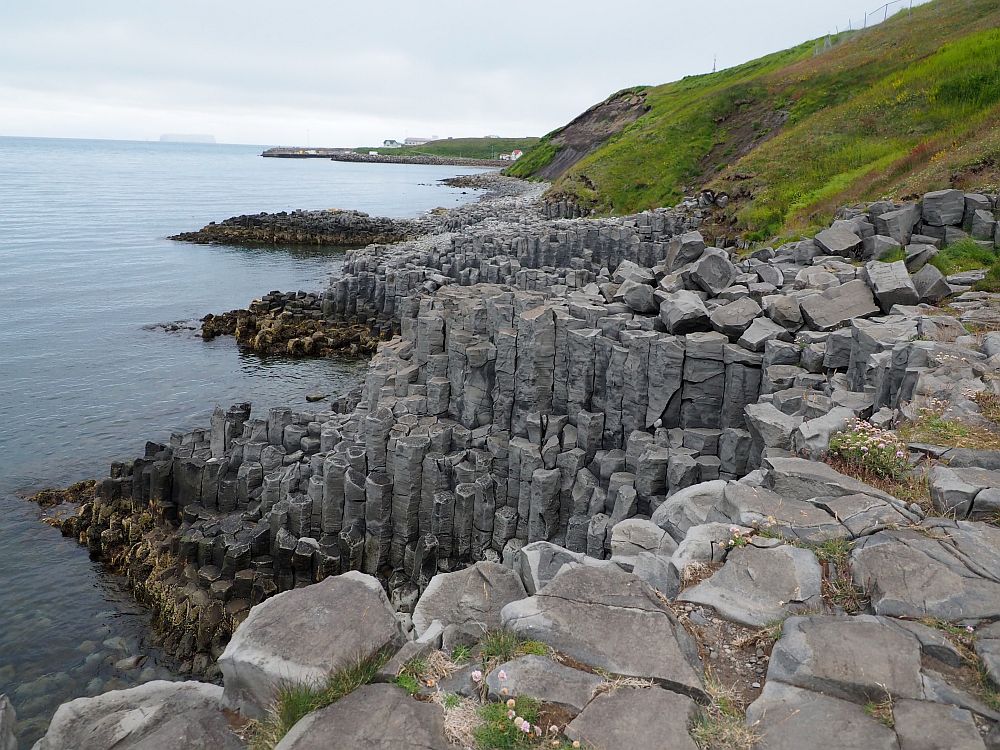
484, 655, 603, 713
500, 565, 704, 697
565, 687, 698, 750
273, 684, 449, 750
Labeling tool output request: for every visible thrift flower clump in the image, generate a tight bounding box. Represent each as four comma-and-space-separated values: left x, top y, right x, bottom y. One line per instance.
829, 418, 910, 480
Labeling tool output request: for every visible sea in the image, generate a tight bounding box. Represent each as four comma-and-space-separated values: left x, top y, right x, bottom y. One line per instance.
0, 136, 486, 747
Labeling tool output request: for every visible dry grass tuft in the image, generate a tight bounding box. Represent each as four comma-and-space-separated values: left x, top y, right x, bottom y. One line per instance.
690, 672, 760, 750
431, 692, 480, 748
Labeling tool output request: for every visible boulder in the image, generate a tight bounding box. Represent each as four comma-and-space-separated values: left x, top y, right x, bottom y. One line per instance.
720, 482, 847, 543
894, 698, 987, 750
659, 290, 710, 334
904, 243, 938, 273
651, 480, 728, 541
851, 521, 1000, 619
971, 209, 996, 242
864, 260, 919, 311
709, 297, 761, 337
219, 571, 403, 718
745, 681, 898, 750
922, 189, 966, 226
814, 226, 863, 257
564, 687, 698, 750
864, 234, 903, 261
791, 406, 855, 459
874, 205, 920, 245
667, 230, 707, 270
512, 541, 611, 595
744, 402, 802, 451
33, 681, 243, 750
737, 317, 792, 352
678, 541, 823, 626
273, 684, 449, 750
768, 615, 923, 702
799, 279, 878, 331
689, 251, 737, 296
484, 655, 603, 713
614, 278, 657, 314
763, 294, 802, 330
412, 561, 527, 648
500, 565, 704, 697
912, 264, 951, 303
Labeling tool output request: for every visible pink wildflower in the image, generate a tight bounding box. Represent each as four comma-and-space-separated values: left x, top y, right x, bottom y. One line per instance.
470, 669, 483, 683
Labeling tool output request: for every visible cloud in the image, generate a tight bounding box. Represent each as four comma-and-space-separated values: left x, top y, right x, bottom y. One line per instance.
0, 0, 926, 144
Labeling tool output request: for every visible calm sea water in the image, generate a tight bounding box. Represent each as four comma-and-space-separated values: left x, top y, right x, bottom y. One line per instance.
0, 136, 484, 746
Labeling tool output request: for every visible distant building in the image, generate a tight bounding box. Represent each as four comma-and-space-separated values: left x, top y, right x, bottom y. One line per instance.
485, 134, 501, 139
369, 151, 379, 156
404, 137, 432, 146
511, 149, 524, 160
382, 139, 402, 148
498, 154, 512, 161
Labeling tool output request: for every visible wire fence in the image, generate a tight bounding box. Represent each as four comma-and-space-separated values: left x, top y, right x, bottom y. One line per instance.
837, 0, 929, 35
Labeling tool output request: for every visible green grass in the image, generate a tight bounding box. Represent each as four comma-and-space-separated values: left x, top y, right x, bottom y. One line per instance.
878, 246, 907, 263
690, 673, 759, 750
357, 137, 539, 160
451, 645, 472, 664
513, 0, 1000, 240
479, 630, 550, 665
395, 673, 421, 695
930, 238, 999, 275
246, 650, 391, 750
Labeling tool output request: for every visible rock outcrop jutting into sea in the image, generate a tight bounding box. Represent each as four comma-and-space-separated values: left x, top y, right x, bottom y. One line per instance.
20, 178, 1000, 749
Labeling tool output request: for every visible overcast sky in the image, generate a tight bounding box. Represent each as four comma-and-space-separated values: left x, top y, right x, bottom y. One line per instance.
0, 0, 926, 146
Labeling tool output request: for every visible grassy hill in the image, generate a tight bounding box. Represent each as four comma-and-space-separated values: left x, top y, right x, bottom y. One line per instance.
357, 137, 538, 160
509, 0, 1000, 241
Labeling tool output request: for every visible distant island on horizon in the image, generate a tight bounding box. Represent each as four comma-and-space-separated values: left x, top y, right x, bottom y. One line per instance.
159, 133, 216, 144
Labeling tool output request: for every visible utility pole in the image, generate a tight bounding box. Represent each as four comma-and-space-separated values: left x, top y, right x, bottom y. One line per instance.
712, 54, 717, 73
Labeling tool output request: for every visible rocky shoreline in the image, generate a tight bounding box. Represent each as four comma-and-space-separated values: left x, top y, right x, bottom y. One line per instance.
12, 180, 1000, 749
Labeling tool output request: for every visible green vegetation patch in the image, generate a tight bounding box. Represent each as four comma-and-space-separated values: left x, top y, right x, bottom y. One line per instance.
930, 238, 999, 275
514, 0, 1000, 242
247, 649, 390, 750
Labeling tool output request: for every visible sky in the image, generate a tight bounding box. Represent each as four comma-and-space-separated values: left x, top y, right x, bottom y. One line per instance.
0, 0, 928, 147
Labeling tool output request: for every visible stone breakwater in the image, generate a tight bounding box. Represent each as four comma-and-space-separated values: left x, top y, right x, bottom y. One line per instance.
327, 151, 508, 168
17, 184, 1000, 749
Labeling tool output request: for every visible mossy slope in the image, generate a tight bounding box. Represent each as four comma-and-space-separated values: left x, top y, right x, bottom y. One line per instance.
511, 0, 1000, 241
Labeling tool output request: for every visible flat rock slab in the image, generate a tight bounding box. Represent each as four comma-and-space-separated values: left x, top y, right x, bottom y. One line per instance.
767, 615, 924, 703
219, 571, 403, 718
746, 681, 898, 750
273, 684, 450, 750
500, 565, 705, 698
762, 456, 896, 504
33, 681, 244, 750
851, 521, 1000, 620
809, 493, 912, 537
484, 655, 604, 714
512, 541, 611, 595
720, 482, 848, 543
412, 561, 527, 647
799, 278, 879, 331
564, 687, 698, 750
893, 698, 987, 750
678, 542, 823, 626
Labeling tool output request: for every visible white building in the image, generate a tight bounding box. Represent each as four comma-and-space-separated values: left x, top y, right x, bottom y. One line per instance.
382, 139, 402, 148
404, 137, 432, 146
